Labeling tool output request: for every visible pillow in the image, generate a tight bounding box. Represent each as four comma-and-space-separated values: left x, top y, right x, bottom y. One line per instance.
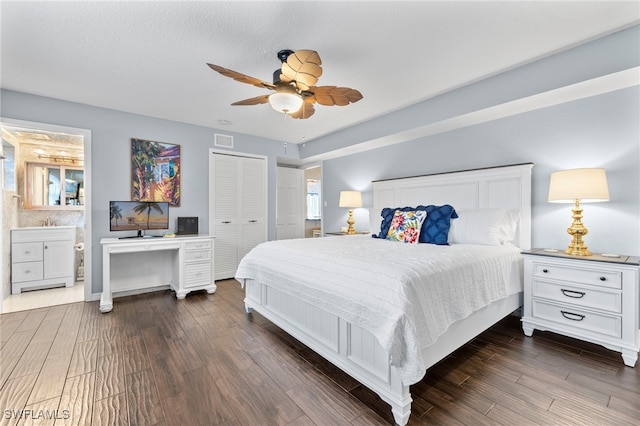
374, 206, 415, 239
373, 204, 458, 245
385, 210, 427, 243
449, 209, 519, 246
415, 204, 458, 245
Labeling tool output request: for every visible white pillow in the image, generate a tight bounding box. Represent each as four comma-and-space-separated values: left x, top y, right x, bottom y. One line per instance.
449, 209, 519, 246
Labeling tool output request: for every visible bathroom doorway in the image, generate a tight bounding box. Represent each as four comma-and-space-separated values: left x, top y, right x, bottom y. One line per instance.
0, 118, 92, 314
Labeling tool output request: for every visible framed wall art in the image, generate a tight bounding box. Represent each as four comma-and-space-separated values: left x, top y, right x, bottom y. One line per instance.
131, 138, 181, 206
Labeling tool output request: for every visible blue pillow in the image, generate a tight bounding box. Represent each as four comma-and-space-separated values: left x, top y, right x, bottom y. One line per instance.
416, 204, 458, 245
373, 204, 458, 245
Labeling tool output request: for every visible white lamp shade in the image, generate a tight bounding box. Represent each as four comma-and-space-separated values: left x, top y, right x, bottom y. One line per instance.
269, 92, 303, 114
548, 168, 610, 203
339, 190, 362, 208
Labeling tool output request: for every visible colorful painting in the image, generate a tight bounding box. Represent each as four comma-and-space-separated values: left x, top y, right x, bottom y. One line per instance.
131, 138, 180, 206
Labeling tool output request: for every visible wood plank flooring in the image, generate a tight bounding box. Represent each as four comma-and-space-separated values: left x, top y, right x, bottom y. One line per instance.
1, 279, 638, 425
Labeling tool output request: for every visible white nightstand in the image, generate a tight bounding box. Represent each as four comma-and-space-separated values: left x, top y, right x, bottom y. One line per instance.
521, 249, 639, 367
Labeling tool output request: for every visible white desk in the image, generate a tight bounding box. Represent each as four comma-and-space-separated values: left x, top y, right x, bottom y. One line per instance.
100, 235, 215, 313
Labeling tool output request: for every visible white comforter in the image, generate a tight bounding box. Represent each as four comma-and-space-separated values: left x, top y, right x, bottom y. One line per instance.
235, 235, 523, 384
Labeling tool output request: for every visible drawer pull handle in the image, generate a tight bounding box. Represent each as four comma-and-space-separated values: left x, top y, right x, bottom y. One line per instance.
599, 277, 607, 281
249, 220, 258, 223
561, 311, 585, 321
222, 221, 231, 224
25, 250, 31, 254
542, 268, 549, 273
561, 289, 585, 299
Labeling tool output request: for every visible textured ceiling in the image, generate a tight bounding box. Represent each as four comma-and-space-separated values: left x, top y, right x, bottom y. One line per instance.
1, 1, 638, 144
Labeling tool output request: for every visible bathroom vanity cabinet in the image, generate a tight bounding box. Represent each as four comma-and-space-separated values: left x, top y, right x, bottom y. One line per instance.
11, 226, 75, 293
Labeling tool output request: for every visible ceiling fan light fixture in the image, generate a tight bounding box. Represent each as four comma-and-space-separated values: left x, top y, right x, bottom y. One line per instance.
269, 92, 303, 114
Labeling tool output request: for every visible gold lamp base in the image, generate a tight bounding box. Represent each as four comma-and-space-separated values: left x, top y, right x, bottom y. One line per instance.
346, 209, 356, 235
564, 199, 591, 256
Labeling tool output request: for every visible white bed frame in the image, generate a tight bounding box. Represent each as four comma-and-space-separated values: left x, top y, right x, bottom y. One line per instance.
242, 163, 533, 425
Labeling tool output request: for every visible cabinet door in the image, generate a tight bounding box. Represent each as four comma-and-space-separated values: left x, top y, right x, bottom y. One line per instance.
43, 240, 74, 279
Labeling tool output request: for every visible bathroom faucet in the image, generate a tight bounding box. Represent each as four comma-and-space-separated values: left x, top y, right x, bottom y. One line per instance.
42, 217, 55, 226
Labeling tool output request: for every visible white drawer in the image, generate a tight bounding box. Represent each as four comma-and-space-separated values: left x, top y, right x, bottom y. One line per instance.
184, 263, 212, 287
532, 299, 621, 339
532, 279, 621, 314
185, 240, 211, 250
184, 249, 211, 263
12, 261, 44, 283
532, 262, 621, 289
12, 242, 43, 262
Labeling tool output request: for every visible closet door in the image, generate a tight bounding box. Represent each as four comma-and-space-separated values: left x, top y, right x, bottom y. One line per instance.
239, 156, 266, 260
212, 154, 239, 280
211, 152, 267, 280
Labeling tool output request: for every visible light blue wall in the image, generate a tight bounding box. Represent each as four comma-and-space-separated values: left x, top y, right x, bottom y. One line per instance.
0, 90, 298, 293
321, 86, 640, 256
316, 25, 639, 256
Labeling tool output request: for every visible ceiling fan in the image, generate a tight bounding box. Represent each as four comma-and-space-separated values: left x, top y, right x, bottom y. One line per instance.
207, 49, 363, 119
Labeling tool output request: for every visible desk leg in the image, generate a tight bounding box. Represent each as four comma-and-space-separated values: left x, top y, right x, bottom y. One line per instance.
100, 248, 113, 313
206, 282, 217, 294
100, 293, 113, 313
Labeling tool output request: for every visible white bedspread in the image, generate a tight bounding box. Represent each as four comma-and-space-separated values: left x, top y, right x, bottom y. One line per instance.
235, 236, 523, 384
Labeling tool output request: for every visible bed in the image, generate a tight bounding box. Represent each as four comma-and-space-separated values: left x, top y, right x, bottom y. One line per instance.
235, 163, 533, 425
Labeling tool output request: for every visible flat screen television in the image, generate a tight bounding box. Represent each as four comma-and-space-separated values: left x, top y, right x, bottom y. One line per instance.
109, 201, 170, 239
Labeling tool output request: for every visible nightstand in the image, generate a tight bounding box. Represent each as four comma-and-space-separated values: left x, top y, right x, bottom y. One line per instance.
521, 249, 639, 367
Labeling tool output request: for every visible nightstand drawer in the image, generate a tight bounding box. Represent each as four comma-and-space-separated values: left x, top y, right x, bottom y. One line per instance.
532, 262, 621, 289
532, 280, 621, 314
532, 300, 621, 339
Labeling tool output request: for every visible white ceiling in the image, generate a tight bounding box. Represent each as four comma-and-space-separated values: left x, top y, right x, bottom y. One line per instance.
1, 1, 638, 144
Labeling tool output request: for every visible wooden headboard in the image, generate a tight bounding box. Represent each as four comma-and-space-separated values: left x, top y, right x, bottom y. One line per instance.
371, 163, 533, 249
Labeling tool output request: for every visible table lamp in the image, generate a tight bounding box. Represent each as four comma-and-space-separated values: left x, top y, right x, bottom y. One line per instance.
339, 191, 362, 235
548, 168, 609, 256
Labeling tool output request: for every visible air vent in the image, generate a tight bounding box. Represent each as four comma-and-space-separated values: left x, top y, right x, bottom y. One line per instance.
214, 133, 233, 148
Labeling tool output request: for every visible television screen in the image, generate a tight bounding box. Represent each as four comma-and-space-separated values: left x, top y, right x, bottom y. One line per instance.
109, 201, 170, 233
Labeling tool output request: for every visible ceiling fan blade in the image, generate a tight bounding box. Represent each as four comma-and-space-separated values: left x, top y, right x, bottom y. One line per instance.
289, 101, 315, 119
231, 94, 270, 106
309, 86, 363, 106
207, 63, 275, 89
280, 50, 323, 91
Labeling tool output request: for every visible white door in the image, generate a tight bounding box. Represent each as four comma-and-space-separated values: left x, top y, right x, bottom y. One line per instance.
212, 154, 240, 280
239, 157, 267, 260
276, 167, 304, 240
210, 151, 267, 280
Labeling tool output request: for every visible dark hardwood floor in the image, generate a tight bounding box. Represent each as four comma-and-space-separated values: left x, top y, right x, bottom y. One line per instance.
1, 279, 638, 425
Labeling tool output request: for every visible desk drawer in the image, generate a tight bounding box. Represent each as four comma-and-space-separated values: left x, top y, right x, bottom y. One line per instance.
532, 299, 621, 338
184, 263, 212, 287
12, 261, 44, 283
184, 249, 211, 263
12, 243, 43, 262
185, 240, 211, 250
532, 280, 621, 314
532, 262, 621, 289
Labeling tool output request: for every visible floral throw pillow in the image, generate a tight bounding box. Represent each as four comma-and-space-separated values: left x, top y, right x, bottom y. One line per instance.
386, 210, 427, 243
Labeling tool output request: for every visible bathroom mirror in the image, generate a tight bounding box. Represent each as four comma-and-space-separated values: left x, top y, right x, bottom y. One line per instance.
25, 162, 84, 210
